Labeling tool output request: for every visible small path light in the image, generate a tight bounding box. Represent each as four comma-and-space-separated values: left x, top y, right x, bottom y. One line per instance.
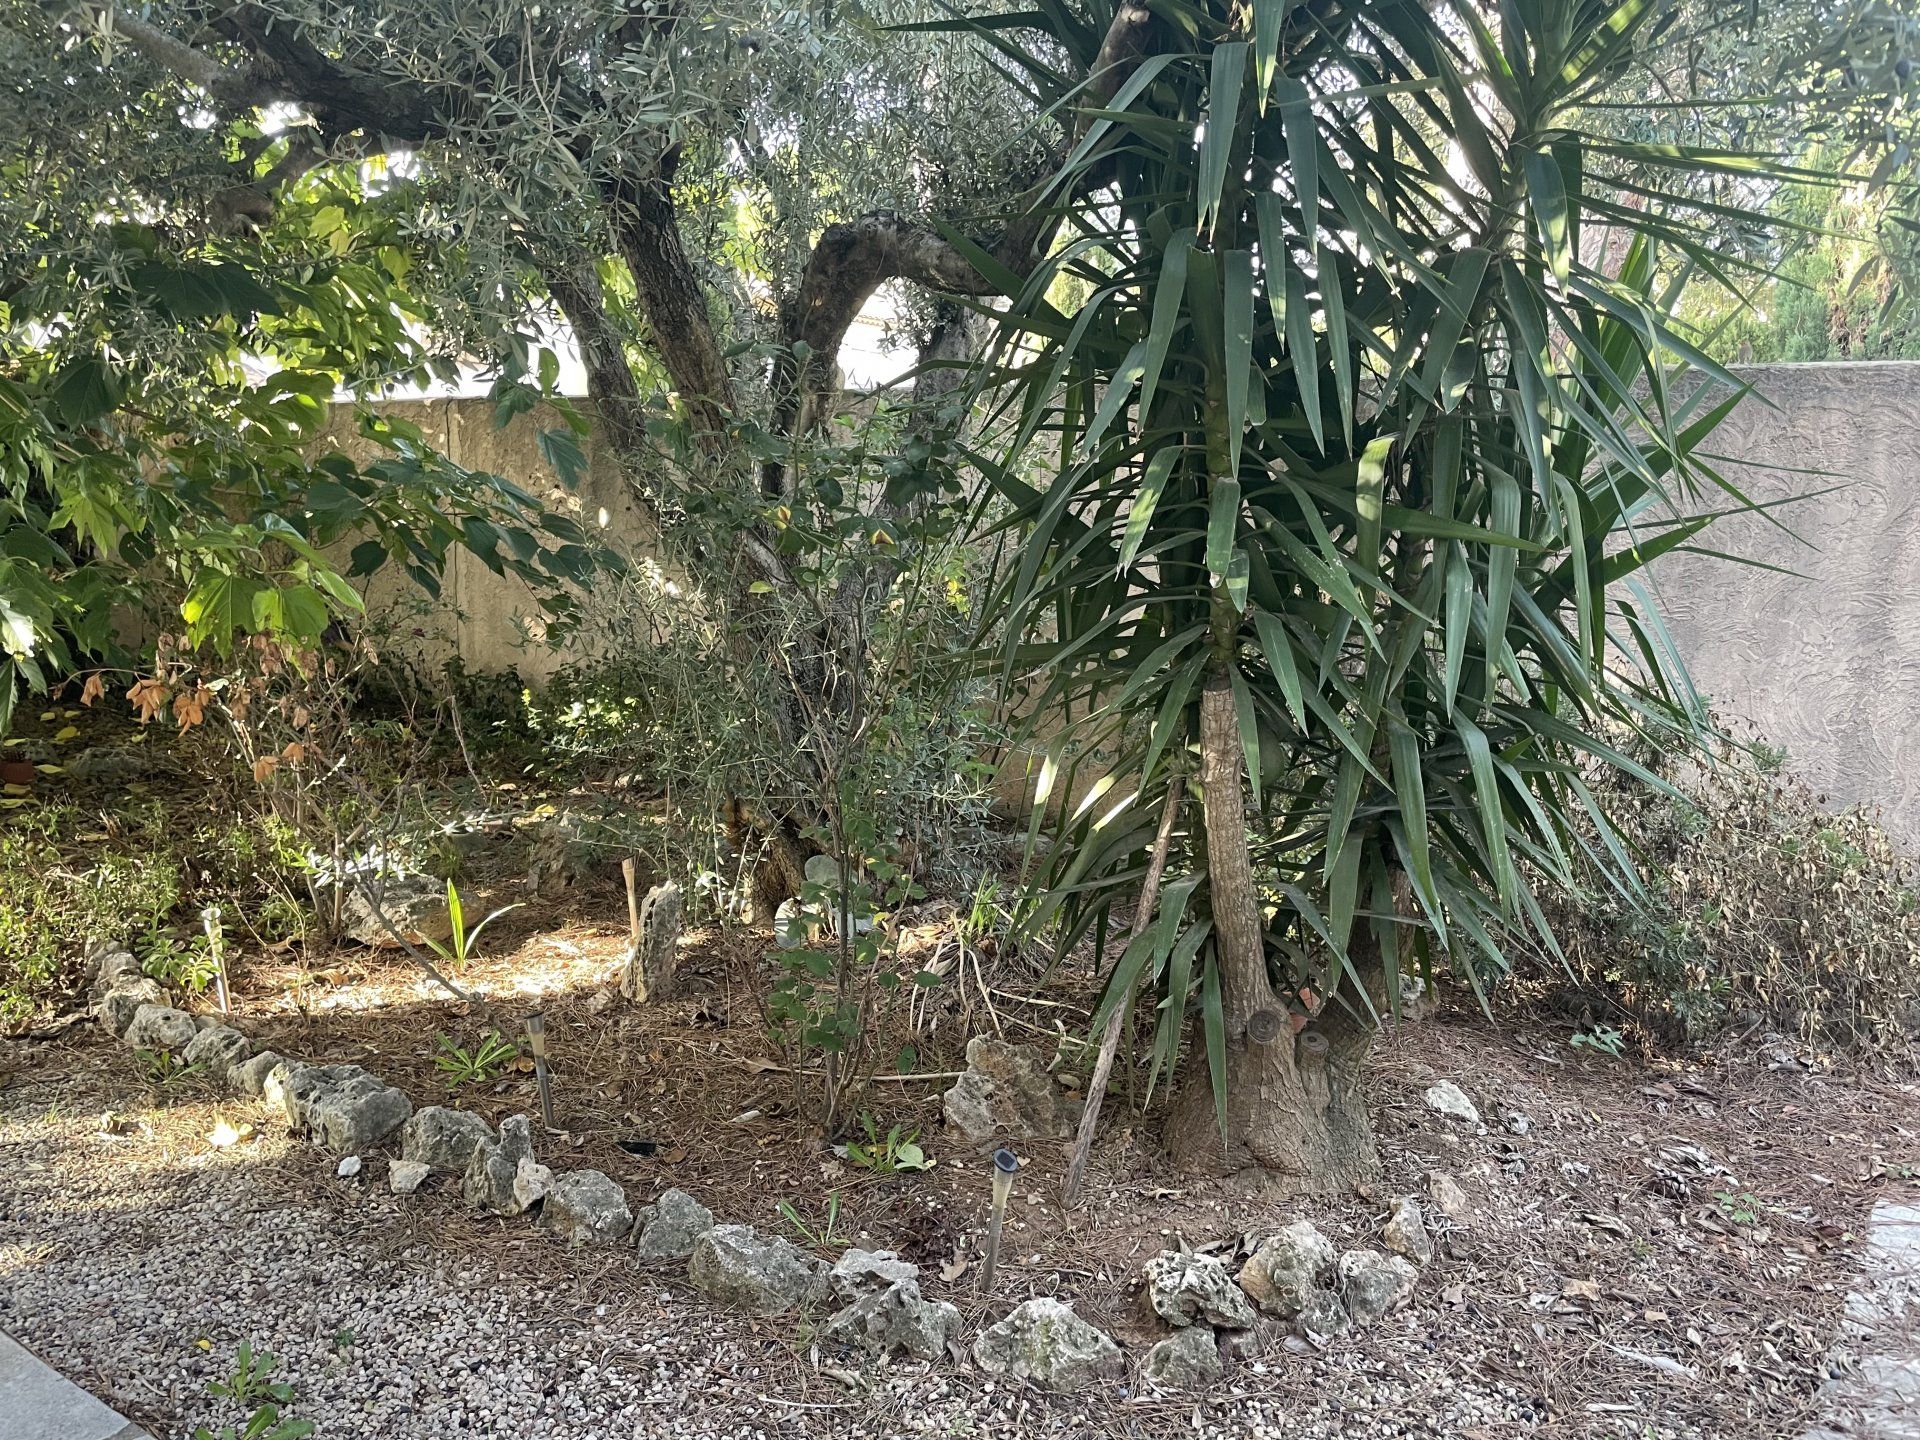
980, 1146, 1020, 1296
201, 906, 229, 1014
525, 1011, 556, 1130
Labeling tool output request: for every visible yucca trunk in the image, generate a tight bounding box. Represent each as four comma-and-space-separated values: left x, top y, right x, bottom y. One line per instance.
1167, 678, 1380, 1187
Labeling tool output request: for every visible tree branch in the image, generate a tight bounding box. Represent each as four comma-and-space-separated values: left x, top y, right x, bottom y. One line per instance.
78, 3, 281, 108
760, 212, 1003, 497
544, 254, 795, 595
209, 9, 444, 144
543, 262, 656, 467
606, 169, 737, 448
761, 3, 1163, 492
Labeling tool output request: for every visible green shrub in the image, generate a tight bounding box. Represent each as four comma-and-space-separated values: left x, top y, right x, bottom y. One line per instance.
0, 803, 182, 1028
1532, 730, 1920, 1051
0, 792, 312, 1028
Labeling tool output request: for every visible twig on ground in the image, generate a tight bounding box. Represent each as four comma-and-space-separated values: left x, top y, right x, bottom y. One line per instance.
352, 879, 482, 1010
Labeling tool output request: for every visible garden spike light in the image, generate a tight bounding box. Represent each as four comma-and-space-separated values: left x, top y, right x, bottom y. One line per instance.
201, 906, 228, 1014
980, 1147, 1020, 1295
525, 1011, 555, 1130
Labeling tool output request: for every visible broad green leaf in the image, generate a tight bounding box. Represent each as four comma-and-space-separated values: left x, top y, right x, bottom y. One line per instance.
1284, 260, 1324, 453
1118, 447, 1181, 573
1140, 230, 1194, 424
1224, 249, 1254, 480
1198, 43, 1249, 236
1207, 478, 1240, 583
1278, 78, 1319, 229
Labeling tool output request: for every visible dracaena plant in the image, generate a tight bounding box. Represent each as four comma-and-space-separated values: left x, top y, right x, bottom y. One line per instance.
950, 0, 1888, 1185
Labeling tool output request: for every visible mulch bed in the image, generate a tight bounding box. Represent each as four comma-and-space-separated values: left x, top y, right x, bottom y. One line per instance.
62, 877, 1911, 1439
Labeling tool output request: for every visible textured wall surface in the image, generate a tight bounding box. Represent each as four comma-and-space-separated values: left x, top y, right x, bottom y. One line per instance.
349, 369, 1919, 838
319, 398, 651, 680
1654, 362, 1920, 846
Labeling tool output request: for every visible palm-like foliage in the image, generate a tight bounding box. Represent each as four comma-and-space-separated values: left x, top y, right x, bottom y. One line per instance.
949, 0, 1826, 1162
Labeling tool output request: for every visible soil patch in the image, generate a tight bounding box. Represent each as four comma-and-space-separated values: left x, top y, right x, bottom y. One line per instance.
6, 902, 1918, 1437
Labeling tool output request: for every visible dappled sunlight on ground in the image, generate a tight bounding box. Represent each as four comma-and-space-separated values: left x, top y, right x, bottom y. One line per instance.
10, 888, 1920, 1437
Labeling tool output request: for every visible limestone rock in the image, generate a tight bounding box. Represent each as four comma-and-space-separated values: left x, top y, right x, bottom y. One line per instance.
462, 1115, 540, 1215
822, 1249, 961, 1361
1422, 1080, 1481, 1127
942, 1037, 1074, 1141
1144, 1251, 1258, 1329
339, 870, 452, 949
401, 1106, 498, 1173
97, 980, 165, 1038
337, 1155, 363, 1179
182, 1025, 249, 1072
825, 1287, 963, 1362
1295, 1287, 1352, 1340
632, 1188, 715, 1261
1142, 1325, 1222, 1390
513, 1156, 554, 1211
1383, 1197, 1433, 1266
1425, 1170, 1471, 1225
88, 946, 141, 997
65, 746, 157, 786
972, 1298, 1121, 1392
1338, 1249, 1419, 1324
277, 1064, 412, 1152
688, 1224, 830, 1314
123, 1004, 198, 1053
541, 1170, 632, 1247
832, 1249, 918, 1291
389, 1159, 430, 1195
261, 1060, 310, 1115
230, 1050, 284, 1096
524, 817, 598, 896
1400, 971, 1431, 1022
1237, 1220, 1336, 1317
621, 881, 682, 1003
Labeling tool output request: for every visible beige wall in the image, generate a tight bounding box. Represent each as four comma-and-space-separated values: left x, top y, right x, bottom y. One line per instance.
1655, 362, 1920, 846
349, 367, 1920, 845
319, 398, 653, 680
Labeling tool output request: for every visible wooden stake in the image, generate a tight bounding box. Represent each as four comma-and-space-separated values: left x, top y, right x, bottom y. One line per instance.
525, 1011, 555, 1130
622, 858, 642, 948
1060, 775, 1184, 1209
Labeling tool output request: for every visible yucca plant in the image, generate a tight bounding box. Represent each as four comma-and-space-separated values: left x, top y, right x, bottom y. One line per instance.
949, 0, 1853, 1186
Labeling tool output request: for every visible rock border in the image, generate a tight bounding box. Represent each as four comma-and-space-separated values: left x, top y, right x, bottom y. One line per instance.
84, 946, 1455, 1395
83, 947, 1058, 1375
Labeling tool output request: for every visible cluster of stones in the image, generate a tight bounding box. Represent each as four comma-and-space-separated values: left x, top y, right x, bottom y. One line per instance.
92, 949, 1469, 1395
1136, 1175, 1466, 1390
85, 945, 977, 1368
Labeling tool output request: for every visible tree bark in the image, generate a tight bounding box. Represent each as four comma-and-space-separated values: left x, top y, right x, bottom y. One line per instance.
1165, 677, 1380, 1190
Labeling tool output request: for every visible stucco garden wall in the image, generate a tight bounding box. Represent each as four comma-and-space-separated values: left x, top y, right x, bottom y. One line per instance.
320, 398, 652, 681
1654, 362, 1920, 847
343, 363, 1920, 842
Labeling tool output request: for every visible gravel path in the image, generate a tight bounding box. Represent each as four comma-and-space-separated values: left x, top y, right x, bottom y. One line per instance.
0, 1040, 1844, 1440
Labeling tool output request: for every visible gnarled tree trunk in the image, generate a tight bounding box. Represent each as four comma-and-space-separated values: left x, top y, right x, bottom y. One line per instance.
1165, 677, 1381, 1190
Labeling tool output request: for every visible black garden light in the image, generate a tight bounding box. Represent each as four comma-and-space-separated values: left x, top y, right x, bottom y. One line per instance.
980, 1146, 1020, 1295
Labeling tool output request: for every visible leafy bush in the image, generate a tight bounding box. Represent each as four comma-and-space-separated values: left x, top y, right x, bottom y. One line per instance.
1534, 729, 1920, 1051
0, 801, 181, 1028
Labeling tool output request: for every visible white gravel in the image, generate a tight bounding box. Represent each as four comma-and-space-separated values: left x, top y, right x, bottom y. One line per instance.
0, 1047, 1737, 1439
